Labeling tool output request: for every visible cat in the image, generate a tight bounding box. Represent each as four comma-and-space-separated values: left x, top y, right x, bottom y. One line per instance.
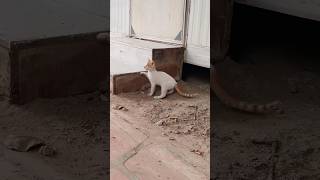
140, 59, 197, 99
213, 66, 283, 114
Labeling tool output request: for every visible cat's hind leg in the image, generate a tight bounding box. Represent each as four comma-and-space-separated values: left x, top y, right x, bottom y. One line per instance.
154, 87, 167, 99
149, 83, 156, 96
167, 88, 174, 95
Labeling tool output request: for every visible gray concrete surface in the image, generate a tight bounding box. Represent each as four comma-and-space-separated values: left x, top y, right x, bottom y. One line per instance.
0, 0, 108, 47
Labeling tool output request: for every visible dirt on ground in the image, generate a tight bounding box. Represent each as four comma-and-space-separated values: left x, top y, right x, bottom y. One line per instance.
213, 49, 320, 179
110, 70, 210, 166
0, 92, 108, 180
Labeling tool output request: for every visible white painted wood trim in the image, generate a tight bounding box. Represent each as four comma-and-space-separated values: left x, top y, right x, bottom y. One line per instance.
185, 45, 210, 68
184, 0, 210, 68
110, 0, 130, 35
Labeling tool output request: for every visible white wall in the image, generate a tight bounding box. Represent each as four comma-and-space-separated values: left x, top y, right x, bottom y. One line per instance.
110, 0, 211, 68
110, 0, 130, 36
185, 0, 210, 68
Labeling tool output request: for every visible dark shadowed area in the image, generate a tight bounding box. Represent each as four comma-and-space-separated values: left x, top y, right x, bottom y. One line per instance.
213, 3, 320, 179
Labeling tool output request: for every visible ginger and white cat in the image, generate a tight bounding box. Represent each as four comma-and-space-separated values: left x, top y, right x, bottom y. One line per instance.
141, 59, 196, 99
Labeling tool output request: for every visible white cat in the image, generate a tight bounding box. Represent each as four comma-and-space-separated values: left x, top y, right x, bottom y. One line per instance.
140, 59, 196, 99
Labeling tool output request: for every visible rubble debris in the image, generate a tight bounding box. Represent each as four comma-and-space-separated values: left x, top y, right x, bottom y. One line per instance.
155, 119, 166, 126
162, 132, 168, 136
191, 149, 204, 156
3, 135, 56, 157
39, 145, 56, 157
3, 135, 45, 152
112, 105, 128, 111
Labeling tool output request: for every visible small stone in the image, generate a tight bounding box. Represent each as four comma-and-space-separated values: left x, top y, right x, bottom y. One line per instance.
112, 105, 128, 111
183, 129, 191, 134
156, 120, 166, 126
169, 137, 175, 141
190, 149, 204, 156
162, 132, 168, 136
39, 145, 56, 157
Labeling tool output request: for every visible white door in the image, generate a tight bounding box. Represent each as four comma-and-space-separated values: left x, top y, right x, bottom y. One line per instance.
185, 0, 210, 68
130, 0, 186, 44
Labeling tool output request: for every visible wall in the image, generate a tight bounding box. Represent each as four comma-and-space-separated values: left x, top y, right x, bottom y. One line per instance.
110, 0, 130, 36
109, 0, 211, 68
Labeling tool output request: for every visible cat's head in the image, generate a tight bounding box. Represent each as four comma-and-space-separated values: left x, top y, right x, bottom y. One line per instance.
144, 58, 156, 71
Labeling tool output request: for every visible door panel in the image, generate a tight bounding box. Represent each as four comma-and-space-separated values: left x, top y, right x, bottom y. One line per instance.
130, 0, 186, 43
185, 0, 210, 68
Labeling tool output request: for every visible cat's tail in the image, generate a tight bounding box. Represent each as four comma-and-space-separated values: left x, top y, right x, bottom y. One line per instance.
175, 83, 198, 98
213, 69, 283, 114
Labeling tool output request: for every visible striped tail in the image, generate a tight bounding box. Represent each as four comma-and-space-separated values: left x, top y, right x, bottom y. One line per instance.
175, 83, 198, 98
213, 69, 283, 114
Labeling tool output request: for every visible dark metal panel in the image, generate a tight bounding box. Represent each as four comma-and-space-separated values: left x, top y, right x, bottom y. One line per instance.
0, 0, 108, 44
211, 0, 234, 64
